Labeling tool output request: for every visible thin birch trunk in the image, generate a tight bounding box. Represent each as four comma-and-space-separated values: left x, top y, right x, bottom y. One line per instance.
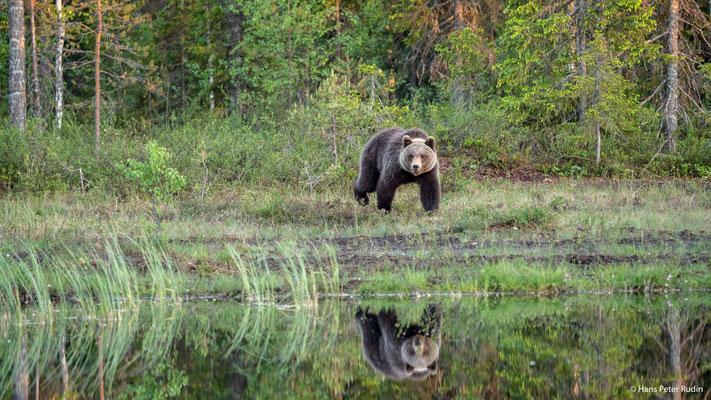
666, 306, 683, 400
9, 0, 27, 131
29, 0, 41, 116
664, 0, 680, 153
55, 0, 65, 129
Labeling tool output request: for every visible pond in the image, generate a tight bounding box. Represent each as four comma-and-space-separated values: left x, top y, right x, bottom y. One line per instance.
1, 293, 709, 399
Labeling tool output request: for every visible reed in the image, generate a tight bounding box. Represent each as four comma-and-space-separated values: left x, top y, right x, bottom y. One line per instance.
0, 234, 185, 323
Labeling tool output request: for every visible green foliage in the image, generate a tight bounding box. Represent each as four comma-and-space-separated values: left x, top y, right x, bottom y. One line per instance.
2, 0, 711, 194
0, 125, 27, 191
119, 358, 188, 400
544, 164, 588, 179
236, 0, 333, 111
435, 27, 494, 103
122, 141, 186, 204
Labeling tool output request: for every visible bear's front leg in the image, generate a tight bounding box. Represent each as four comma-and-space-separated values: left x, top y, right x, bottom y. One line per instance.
376, 183, 397, 213
418, 172, 440, 212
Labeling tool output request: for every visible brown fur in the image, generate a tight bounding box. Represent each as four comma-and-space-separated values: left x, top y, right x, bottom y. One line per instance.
354, 127, 441, 212
356, 305, 442, 381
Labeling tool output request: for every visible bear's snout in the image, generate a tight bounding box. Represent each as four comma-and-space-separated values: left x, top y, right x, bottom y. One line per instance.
412, 164, 420, 172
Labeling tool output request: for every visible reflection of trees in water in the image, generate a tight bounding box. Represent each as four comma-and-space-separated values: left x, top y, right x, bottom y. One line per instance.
660, 303, 708, 400
0, 296, 709, 398
13, 336, 27, 400
0, 304, 184, 399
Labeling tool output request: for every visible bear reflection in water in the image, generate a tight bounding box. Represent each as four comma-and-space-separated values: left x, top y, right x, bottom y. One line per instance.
355, 304, 442, 381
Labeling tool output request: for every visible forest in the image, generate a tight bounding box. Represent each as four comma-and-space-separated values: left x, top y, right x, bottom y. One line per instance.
1, 0, 711, 195
2, 2, 711, 398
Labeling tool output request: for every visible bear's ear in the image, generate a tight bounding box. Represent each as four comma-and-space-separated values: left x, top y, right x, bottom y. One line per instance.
425, 137, 436, 150
402, 135, 413, 147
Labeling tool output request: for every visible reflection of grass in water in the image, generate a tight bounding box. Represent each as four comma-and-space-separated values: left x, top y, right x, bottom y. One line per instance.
1, 295, 709, 398
222, 300, 341, 377
1, 299, 342, 398
0, 303, 186, 399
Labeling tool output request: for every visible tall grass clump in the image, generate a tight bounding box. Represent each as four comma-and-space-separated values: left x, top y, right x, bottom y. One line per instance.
137, 239, 184, 303
0, 234, 185, 323
227, 248, 277, 305
227, 243, 340, 306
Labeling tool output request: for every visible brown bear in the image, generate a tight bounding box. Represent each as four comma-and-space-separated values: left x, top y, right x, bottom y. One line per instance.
354, 127, 440, 212
355, 304, 442, 381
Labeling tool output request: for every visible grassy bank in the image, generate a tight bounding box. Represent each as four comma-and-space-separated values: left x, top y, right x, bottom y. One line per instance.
1, 178, 710, 307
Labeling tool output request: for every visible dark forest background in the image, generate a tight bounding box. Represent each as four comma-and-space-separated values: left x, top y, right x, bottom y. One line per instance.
2, 0, 711, 194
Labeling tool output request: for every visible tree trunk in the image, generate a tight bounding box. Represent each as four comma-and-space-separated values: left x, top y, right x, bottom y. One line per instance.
9, 0, 27, 131
13, 337, 28, 400
287, 0, 293, 108
454, 0, 464, 30
227, 3, 243, 114
98, 333, 105, 400
34, 365, 39, 400
94, 0, 103, 153
206, 6, 214, 111
576, 0, 587, 121
664, 0, 680, 153
595, 121, 601, 166
666, 306, 683, 400
180, 0, 186, 107
29, 0, 41, 116
592, 3, 601, 167
59, 334, 69, 397
335, 0, 341, 58
164, 61, 170, 122
55, 0, 65, 129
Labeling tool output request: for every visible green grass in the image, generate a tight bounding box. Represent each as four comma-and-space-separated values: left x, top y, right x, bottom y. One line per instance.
0, 179, 709, 312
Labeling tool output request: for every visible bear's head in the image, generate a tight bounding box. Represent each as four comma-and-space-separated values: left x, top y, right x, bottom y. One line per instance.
401, 334, 440, 378
399, 135, 437, 176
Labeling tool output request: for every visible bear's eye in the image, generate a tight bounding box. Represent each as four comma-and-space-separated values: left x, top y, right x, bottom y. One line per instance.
408, 155, 413, 160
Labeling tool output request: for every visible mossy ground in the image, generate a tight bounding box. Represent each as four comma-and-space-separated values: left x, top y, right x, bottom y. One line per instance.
1, 178, 710, 299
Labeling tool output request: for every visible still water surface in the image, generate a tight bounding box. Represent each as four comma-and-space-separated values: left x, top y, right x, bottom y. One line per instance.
1, 294, 709, 399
